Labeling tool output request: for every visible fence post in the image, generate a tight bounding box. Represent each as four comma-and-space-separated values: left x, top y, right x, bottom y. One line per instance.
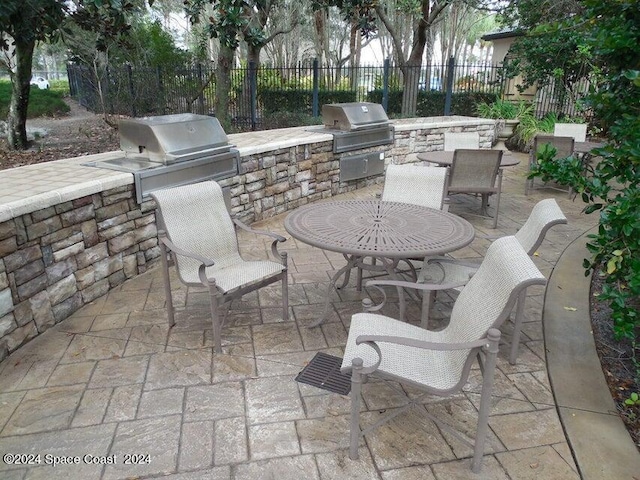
156, 66, 165, 114
197, 63, 205, 114
126, 64, 137, 117
312, 58, 319, 117
249, 61, 257, 131
382, 58, 390, 112
66, 64, 75, 97
105, 66, 114, 115
444, 56, 455, 115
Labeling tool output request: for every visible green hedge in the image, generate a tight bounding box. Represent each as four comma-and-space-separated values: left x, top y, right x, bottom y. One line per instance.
366, 90, 495, 117
260, 89, 357, 114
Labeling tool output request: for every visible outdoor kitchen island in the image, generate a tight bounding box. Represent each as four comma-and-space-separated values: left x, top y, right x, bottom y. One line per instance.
0, 115, 495, 357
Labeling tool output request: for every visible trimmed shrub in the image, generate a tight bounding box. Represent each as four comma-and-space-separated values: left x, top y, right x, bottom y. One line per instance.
260, 89, 357, 114
366, 90, 495, 117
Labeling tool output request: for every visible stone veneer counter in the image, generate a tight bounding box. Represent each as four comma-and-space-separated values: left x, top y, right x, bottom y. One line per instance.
0, 126, 334, 223
0, 118, 494, 221
0, 116, 495, 358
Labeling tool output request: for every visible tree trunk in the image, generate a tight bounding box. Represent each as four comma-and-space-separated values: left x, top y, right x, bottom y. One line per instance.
7, 39, 36, 150
215, 44, 235, 131
349, 22, 360, 91
399, 0, 433, 117
239, 44, 262, 124
401, 21, 428, 117
401, 60, 421, 117
314, 9, 328, 85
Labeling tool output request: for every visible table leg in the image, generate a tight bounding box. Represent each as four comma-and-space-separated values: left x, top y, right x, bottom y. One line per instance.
337, 253, 353, 289
309, 254, 360, 328
380, 258, 408, 321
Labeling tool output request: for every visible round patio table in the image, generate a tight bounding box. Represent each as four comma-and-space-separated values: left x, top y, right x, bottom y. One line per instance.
285, 199, 475, 326
416, 150, 520, 167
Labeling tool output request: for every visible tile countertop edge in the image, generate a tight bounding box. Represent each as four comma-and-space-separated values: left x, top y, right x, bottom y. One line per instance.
229, 128, 334, 157
391, 116, 496, 132
0, 151, 133, 223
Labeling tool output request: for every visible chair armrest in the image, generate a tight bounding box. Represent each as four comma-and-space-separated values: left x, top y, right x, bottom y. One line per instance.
475, 233, 503, 241
233, 218, 286, 242
232, 218, 288, 266
356, 330, 499, 352
425, 257, 481, 269
365, 278, 470, 292
360, 277, 470, 313
158, 235, 215, 267
350, 328, 501, 375
158, 233, 216, 286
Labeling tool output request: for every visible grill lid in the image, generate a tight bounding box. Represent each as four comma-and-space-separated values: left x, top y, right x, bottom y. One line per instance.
322, 102, 390, 131
119, 113, 230, 164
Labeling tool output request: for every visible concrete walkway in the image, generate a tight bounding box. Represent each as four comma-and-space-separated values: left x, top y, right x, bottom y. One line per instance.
1, 155, 629, 480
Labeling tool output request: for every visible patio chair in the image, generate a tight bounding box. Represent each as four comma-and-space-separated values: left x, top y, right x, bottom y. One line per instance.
343, 236, 546, 472
444, 131, 480, 151
381, 163, 449, 210
448, 149, 503, 228
525, 135, 575, 195
374, 198, 565, 362
554, 123, 587, 143
150, 180, 288, 353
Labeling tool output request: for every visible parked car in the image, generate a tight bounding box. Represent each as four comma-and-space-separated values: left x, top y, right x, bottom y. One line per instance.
419, 77, 442, 91
30, 77, 50, 90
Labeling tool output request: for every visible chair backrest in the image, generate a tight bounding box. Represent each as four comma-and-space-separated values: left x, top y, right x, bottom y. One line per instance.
151, 181, 239, 276
443, 236, 546, 372
444, 132, 480, 151
515, 198, 568, 255
554, 123, 587, 143
381, 164, 448, 210
534, 135, 575, 159
448, 149, 502, 193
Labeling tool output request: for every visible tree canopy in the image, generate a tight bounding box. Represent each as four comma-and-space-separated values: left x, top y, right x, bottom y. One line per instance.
1, 0, 150, 149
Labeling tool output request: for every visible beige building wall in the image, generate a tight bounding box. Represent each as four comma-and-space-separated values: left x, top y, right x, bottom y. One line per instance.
488, 35, 537, 102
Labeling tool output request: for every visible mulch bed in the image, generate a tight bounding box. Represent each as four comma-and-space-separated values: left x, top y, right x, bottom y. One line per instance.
590, 272, 640, 448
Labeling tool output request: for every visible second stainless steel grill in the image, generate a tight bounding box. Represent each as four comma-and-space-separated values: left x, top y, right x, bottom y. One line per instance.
321, 102, 394, 153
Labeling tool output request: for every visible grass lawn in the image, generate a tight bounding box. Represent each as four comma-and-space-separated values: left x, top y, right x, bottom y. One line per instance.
0, 79, 70, 118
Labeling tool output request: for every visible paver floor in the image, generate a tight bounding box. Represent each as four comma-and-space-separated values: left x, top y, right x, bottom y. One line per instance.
0, 155, 598, 479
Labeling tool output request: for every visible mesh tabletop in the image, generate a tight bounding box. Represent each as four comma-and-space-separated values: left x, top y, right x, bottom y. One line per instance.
284, 200, 475, 258
416, 150, 519, 167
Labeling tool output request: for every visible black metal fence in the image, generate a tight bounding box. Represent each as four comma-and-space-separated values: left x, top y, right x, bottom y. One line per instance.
67, 59, 508, 131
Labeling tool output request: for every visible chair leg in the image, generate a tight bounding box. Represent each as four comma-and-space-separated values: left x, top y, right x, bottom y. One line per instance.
493, 171, 503, 229
421, 290, 435, 329
349, 358, 364, 460
208, 287, 223, 354
509, 289, 527, 365
472, 329, 500, 473
282, 273, 289, 321
160, 242, 175, 327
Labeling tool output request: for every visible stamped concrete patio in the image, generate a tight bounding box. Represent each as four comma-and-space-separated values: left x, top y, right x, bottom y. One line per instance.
0, 156, 600, 479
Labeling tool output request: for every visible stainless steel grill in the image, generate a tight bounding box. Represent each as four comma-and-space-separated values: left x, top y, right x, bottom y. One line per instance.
321, 102, 393, 182
84, 113, 239, 203
321, 102, 394, 154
